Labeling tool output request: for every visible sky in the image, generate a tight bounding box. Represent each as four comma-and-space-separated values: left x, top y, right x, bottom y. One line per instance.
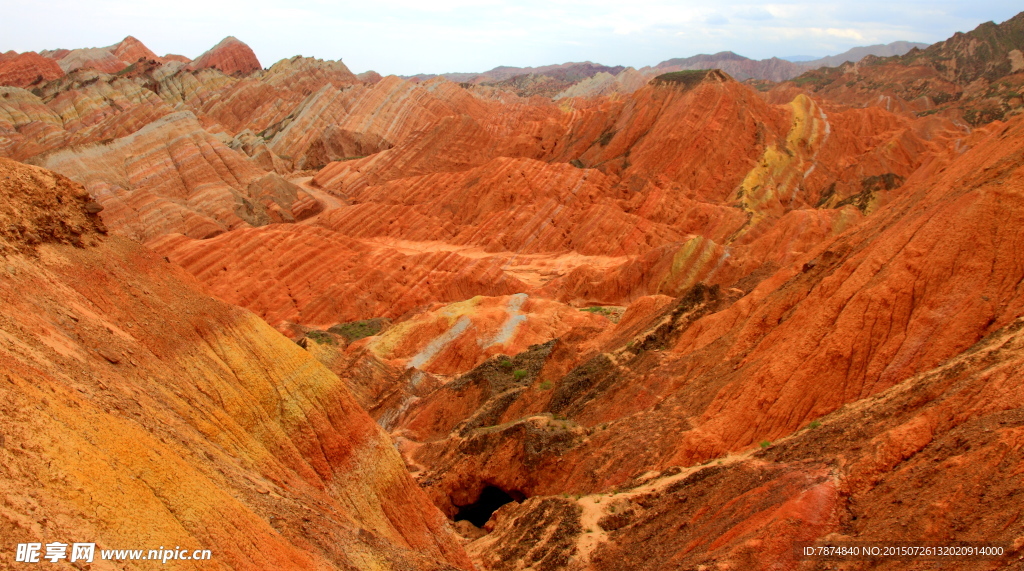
1, 1, 1020, 76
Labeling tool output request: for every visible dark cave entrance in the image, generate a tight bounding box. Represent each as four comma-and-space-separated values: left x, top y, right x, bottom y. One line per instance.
453, 486, 524, 527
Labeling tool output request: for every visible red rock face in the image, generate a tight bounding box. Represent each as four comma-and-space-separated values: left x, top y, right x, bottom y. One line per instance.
188, 36, 262, 75
0, 51, 64, 87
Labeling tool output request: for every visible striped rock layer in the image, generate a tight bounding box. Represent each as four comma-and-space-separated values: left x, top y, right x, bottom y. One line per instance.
0, 157, 472, 570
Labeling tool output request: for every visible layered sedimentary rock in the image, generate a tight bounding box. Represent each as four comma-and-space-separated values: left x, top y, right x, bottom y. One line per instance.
35, 111, 321, 242
151, 70, 950, 336
0, 51, 64, 88
41, 36, 168, 76
4, 19, 1024, 570
0, 158, 473, 570
187, 36, 262, 76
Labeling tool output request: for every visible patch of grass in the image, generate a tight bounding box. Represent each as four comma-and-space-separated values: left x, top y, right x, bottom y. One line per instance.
759, 440, 772, 449
499, 358, 514, 370
580, 305, 625, 323
328, 318, 388, 341
808, 420, 821, 430
305, 330, 335, 345
653, 69, 716, 89
539, 380, 553, 390
513, 369, 528, 380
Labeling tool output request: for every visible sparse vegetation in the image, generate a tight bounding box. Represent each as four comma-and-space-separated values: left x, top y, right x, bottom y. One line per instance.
539, 380, 553, 390
579, 305, 624, 323
513, 369, 528, 380
328, 318, 388, 341
759, 440, 772, 449
499, 358, 514, 370
305, 330, 335, 345
652, 69, 721, 90
808, 420, 821, 430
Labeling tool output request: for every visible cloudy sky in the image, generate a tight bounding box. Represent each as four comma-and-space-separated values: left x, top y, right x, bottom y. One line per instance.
1, 1, 1020, 75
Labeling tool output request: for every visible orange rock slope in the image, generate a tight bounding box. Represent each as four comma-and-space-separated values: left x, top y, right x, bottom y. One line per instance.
154, 72, 951, 332
326, 107, 1024, 570
0, 158, 472, 570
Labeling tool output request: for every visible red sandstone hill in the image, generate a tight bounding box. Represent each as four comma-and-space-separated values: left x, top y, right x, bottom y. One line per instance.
0, 51, 64, 88
187, 36, 262, 75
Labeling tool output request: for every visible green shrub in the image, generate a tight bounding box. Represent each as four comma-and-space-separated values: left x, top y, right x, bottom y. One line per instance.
759, 440, 772, 449
539, 380, 553, 390
808, 420, 821, 429
306, 330, 334, 345
513, 369, 528, 380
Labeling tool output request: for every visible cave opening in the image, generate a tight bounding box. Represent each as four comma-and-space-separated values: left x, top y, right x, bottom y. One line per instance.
454, 486, 524, 527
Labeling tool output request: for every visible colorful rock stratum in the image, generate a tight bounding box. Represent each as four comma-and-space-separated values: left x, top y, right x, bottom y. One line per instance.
2, 15, 1024, 571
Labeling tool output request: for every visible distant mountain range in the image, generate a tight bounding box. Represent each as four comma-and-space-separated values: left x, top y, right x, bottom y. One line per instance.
802, 41, 930, 68
782, 11, 1024, 124
401, 41, 932, 98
